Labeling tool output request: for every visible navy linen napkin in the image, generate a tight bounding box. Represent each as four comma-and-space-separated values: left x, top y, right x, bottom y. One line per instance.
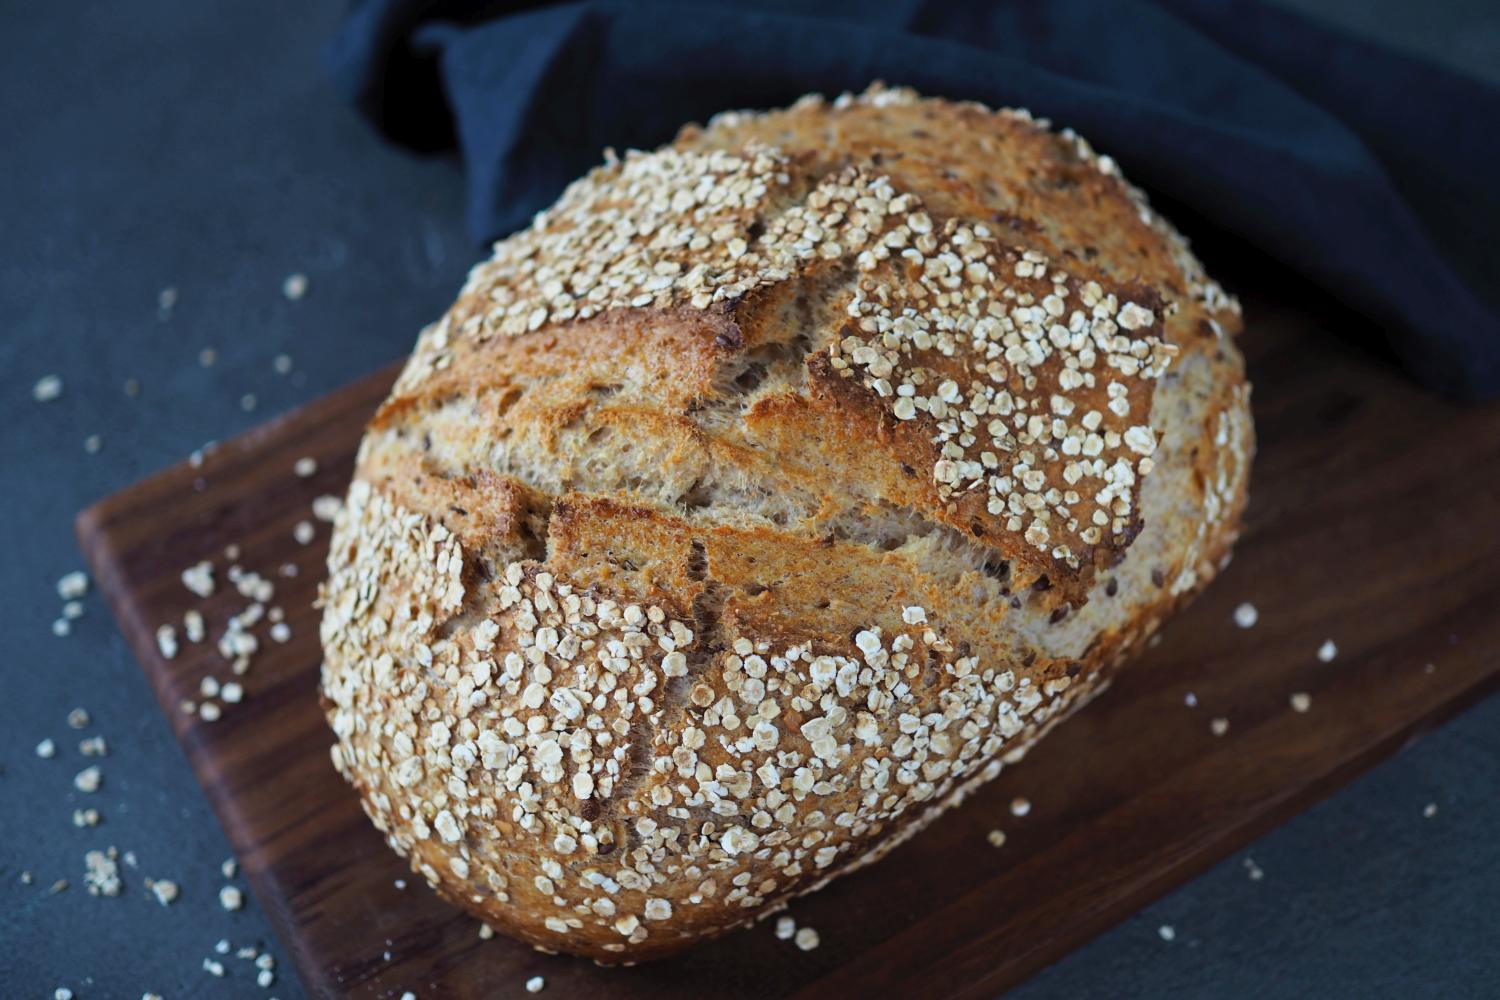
327, 0, 1500, 400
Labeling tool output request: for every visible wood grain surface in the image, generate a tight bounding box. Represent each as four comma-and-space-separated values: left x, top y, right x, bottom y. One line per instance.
76, 269, 1500, 999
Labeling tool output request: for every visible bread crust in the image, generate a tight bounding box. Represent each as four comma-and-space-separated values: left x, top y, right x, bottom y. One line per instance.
320, 85, 1252, 962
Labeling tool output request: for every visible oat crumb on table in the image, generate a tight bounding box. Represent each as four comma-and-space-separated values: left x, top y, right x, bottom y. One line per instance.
1233, 602, 1259, 628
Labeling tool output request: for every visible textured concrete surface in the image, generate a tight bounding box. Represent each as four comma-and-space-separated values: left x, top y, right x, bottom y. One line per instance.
1, 1, 1496, 997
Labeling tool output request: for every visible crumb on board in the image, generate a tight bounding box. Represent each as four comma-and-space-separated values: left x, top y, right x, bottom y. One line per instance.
1289, 691, 1312, 713
57, 571, 89, 601
987, 829, 1007, 848
1232, 602, 1258, 628
282, 272, 309, 301
33, 374, 63, 402
1010, 796, 1031, 817
1210, 717, 1230, 737
147, 878, 179, 905
1317, 639, 1338, 663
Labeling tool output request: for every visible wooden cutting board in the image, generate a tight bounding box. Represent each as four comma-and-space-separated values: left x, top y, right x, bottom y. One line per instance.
76, 269, 1500, 999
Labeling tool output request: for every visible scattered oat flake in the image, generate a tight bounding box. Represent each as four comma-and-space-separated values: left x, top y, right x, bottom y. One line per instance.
84, 433, 103, 453
258, 968, 276, 988
1233, 602, 1258, 628
1243, 857, 1265, 881
1316, 639, 1338, 663
63, 600, 84, 620
794, 926, 820, 951
1290, 692, 1312, 713
393, 878, 406, 890
72, 808, 101, 828
80, 735, 107, 756
222, 858, 238, 878
400, 993, 417, 1000
238, 945, 259, 960
219, 884, 243, 911
240, 392, 258, 412
158, 285, 178, 315
54, 989, 74, 1000
199, 347, 218, 367
987, 829, 1007, 848
1210, 716, 1230, 737
273, 353, 293, 375
52, 617, 72, 637
148, 878, 179, 905
36, 738, 56, 759
478, 923, 494, 940
204, 958, 226, 977
144, 993, 165, 1000
775, 915, 796, 940
67, 707, 90, 729
294, 456, 318, 478
1423, 802, 1438, 818
156, 624, 180, 659
200, 701, 223, 722
1158, 924, 1176, 942
293, 520, 315, 545
185, 609, 206, 642
216, 938, 232, 954
282, 272, 309, 300
1010, 796, 1031, 817
49, 878, 69, 894
57, 571, 89, 600
525, 976, 545, 993
33, 374, 63, 402
1183, 691, 1198, 708
84, 847, 121, 896
311, 494, 343, 522
182, 560, 216, 598
222, 682, 244, 704
74, 766, 102, 793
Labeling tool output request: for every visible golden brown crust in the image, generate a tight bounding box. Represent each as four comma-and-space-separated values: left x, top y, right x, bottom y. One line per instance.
319, 85, 1252, 962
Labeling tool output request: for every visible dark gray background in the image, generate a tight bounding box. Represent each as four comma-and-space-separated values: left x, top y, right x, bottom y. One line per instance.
2, 1, 1497, 997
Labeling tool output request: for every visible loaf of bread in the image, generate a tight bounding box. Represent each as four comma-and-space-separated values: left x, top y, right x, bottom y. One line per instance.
319, 84, 1252, 962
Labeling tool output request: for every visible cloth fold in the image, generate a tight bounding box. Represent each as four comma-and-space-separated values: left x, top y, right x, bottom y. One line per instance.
326, 0, 1500, 400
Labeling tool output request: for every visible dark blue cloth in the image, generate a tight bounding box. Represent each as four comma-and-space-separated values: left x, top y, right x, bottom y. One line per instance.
326, 0, 1500, 400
